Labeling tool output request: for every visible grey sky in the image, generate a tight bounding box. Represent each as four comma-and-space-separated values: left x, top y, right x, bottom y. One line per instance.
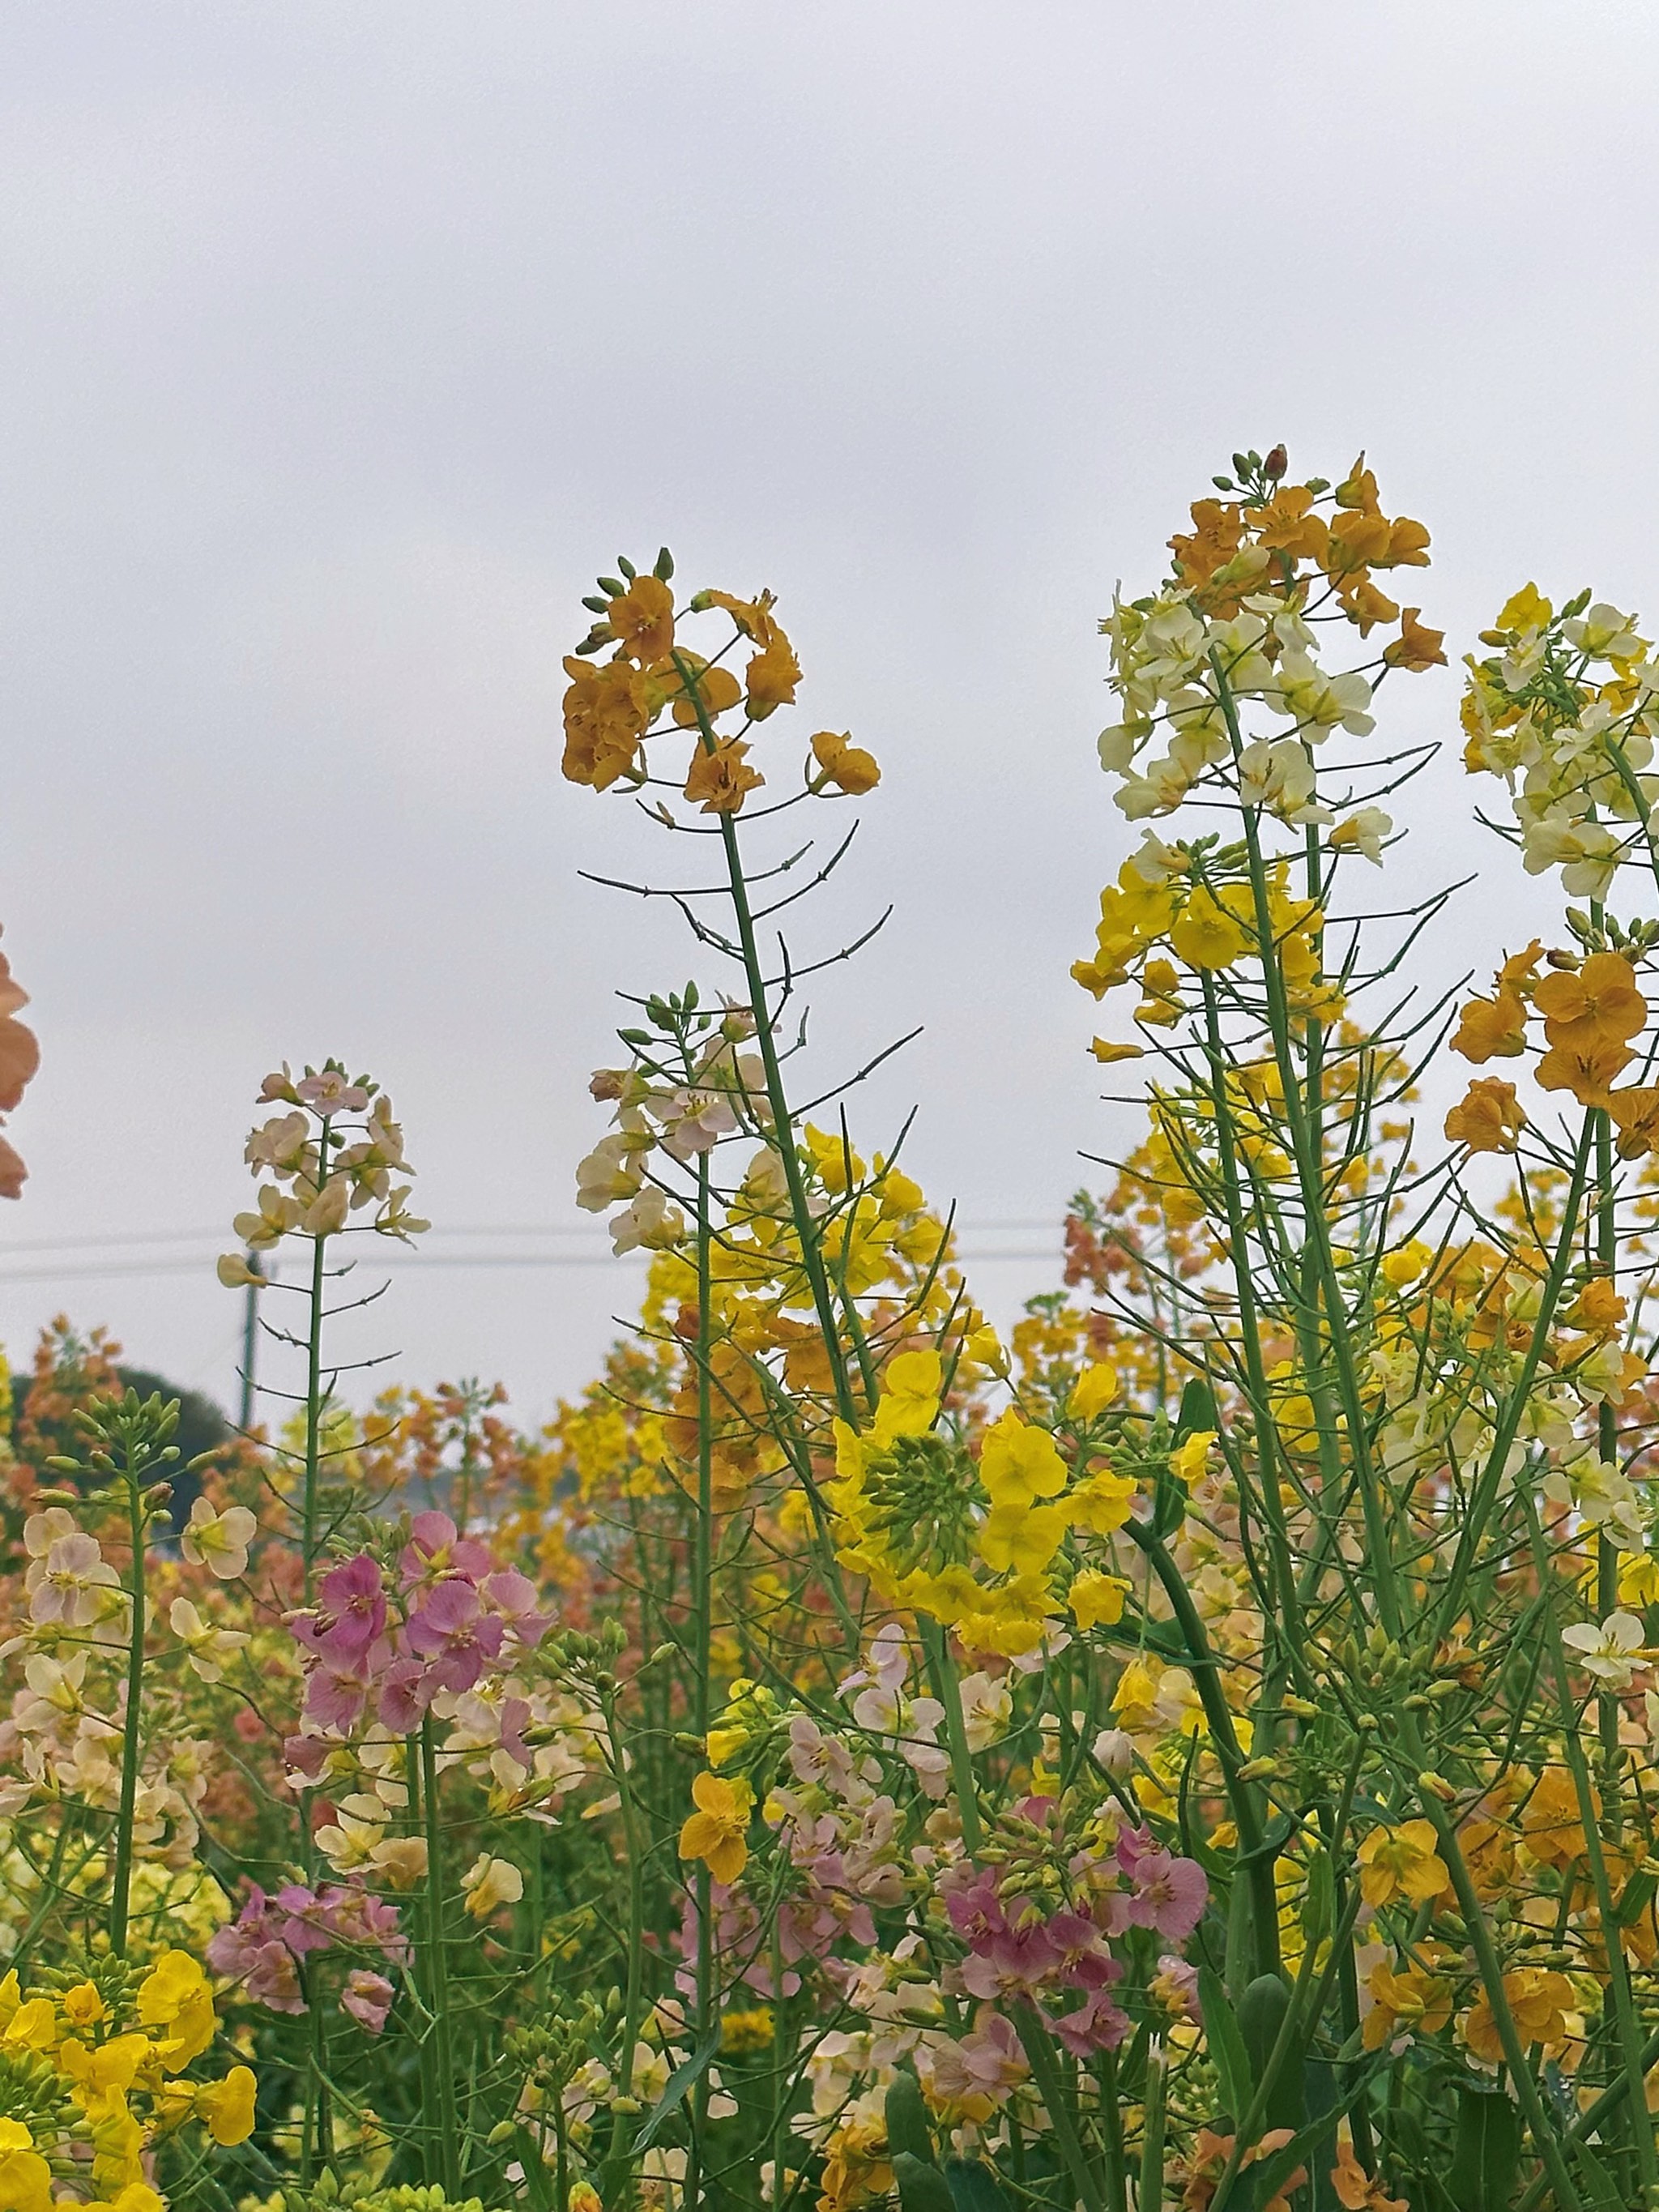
2, 2, 1656, 1424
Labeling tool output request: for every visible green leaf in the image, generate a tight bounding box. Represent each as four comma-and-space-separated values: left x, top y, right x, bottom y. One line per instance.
1444, 2085, 1520, 2212
1251, 2058, 1392, 2205
943, 2159, 1014, 2212
1177, 1378, 1217, 1438
885, 2073, 935, 2168
1237, 1971, 1304, 2137
632, 2022, 722, 2151
1199, 1966, 1253, 2126
1301, 1847, 1333, 1945
1570, 2137, 1625, 2212
893, 2152, 957, 2212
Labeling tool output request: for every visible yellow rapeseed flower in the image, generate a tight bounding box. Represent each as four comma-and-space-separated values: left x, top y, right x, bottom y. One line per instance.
979, 1410, 1068, 1508
1355, 1821, 1449, 1909
977, 1501, 1067, 1576
1170, 888, 1247, 971
194, 2066, 258, 2148
1068, 1570, 1129, 1630
678, 1772, 753, 1885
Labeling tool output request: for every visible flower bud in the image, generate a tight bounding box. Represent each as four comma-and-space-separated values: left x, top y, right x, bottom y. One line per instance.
1091, 1727, 1135, 1776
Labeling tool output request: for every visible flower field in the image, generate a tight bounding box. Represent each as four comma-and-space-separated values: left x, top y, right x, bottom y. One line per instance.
6, 445, 1659, 2212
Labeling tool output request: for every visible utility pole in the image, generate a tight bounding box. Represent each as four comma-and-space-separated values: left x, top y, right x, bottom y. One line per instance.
237, 1249, 270, 1433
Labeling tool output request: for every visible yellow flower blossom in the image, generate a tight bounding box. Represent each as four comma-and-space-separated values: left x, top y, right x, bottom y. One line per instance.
1461, 1968, 1576, 2065
135, 1951, 216, 2067
1, 2000, 55, 2053
1068, 1570, 1129, 1630
1069, 1362, 1120, 1420
977, 1500, 1068, 1576
1363, 1958, 1452, 2050
1172, 1429, 1214, 1484
1355, 1821, 1450, 1909
979, 1410, 1068, 1508
60, 1982, 106, 2031
0, 2122, 50, 2212
194, 2066, 257, 2147
1068, 1467, 1137, 1535
608, 574, 675, 665
678, 1772, 753, 1885
810, 730, 881, 794
1170, 888, 1248, 971
744, 634, 801, 720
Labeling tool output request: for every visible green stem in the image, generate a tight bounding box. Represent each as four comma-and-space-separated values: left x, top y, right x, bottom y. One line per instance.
1402, 1762, 1587, 2212
603, 1682, 649, 2184
671, 647, 858, 1428
302, 1125, 332, 1606
688, 1151, 715, 2212
1211, 654, 1402, 1641
1011, 2004, 1107, 2212
299, 1145, 332, 2179
1593, 1095, 1625, 1817
109, 1467, 147, 1957
420, 1711, 462, 2193
1431, 1116, 1595, 1644
919, 1616, 981, 1855
1139, 2039, 1166, 2212
1121, 1518, 1278, 1975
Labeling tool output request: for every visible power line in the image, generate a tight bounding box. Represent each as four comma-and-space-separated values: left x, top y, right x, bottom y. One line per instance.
0, 1243, 1063, 1287
0, 1215, 1060, 1254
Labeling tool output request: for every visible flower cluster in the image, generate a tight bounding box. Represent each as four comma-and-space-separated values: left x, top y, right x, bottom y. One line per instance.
1096, 448, 1442, 828
942, 1814, 1205, 2057
561, 553, 879, 814
1463, 583, 1659, 897
282, 1514, 595, 1888
826, 1350, 1144, 1656
217, 1062, 426, 1289
574, 1007, 764, 1256
0, 1507, 210, 1862
1447, 941, 1659, 1156
207, 1880, 408, 2032
0, 1949, 255, 2212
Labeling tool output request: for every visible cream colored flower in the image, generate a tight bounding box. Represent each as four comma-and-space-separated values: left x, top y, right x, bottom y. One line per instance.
168, 1597, 250, 1684
181, 1498, 257, 1581
461, 1854, 525, 1919
1562, 1611, 1649, 1690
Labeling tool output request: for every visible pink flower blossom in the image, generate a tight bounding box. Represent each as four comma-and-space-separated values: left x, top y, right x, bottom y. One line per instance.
1112, 1829, 1208, 1941
482, 1569, 551, 1647
940, 2008, 1029, 2098
1050, 1983, 1131, 2057
272, 1883, 336, 1956
340, 1969, 394, 2033
399, 1510, 492, 1591
322, 1883, 410, 1965
943, 1867, 1009, 1949
406, 1578, 505, 1693
377, 1656, 437, 1734
959, 1917, 1059, 2002
498, 1695, 532, 1772
1153, 1954, 1202, 2022
313, 1554, 388, 1659
284, 1732, 334, 1784
1045, 1908, 1117, 1988
305, 1658, 371, 1734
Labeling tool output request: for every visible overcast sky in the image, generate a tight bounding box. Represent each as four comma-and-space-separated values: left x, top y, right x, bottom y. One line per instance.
2, 2, 1657, 1427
